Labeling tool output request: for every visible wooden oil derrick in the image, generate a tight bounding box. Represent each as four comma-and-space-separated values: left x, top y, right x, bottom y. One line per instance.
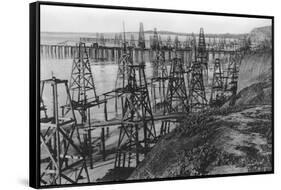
114, 23, 134, 117
115, 25, 133, 90
210, 58, 225, 107
189, 60, 208, 112
197, 28, 208, 73
150, 29, 168, 112
118, 33, 123, 47
183, 34, 195, 71
138, 22, 145, 49
224, 52, 241, 97
114, 34, 119, 46
149, 36, 153, 50
115, 64, 156, 168
184, 35, 191, 49
115, 51, 132, 89
99, 33, 106, 46
164, 57, 189, 114
189, 28, 208, 112
158, 35, 163, 48
167, 35, 172, 49
95, 33, 99, 44
160, 57, 189, 135
151, 28, 160, 50
190, 33, 197, 60
207, 37, 211, 50
218, 38, 225, 50
152, 50, 167, 78
40, 77, 90, 185
174, 35, 181, 50
151, 48, 169, 112
66, 42, 99, 116
129, 34, 136, 48
64, 42, 105, 169
151, 28, 160, 77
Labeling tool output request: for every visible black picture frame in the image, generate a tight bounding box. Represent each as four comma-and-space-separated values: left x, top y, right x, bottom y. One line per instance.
30, 1, 274, 189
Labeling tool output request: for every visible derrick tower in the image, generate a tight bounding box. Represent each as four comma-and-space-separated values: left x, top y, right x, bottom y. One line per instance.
210, 58, 225, 107
151, 33, 169, 112
40, 77, 90, 185
138, 22, 145, 49
151, 28, 161, 77
159, 57, 188, 135
64, 42, 103, 169
196, 28, 208, 69
114, 34, 119, 46
152, 48, 168, 78
174, 35, 180, 50
164, 57, 189, 114
189, 28, 208, 112
115, 64, 156, 168
184, 34, 191, 49
167, 35, 172, 49
115, 23, 156, 168
118, 34, 123, 47
224, 52, 241, 97
99, 33, 105, 46
65, 42, 99, 123
151, 28, 159, 50
189, 60, 208, 112
129, 34, 136, 48
158, 35, 163, 48
115, 25, 133, 90
190, 33, 197, 61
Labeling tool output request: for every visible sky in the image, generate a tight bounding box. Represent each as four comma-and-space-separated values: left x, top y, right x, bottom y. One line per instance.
41, 5, 272, 34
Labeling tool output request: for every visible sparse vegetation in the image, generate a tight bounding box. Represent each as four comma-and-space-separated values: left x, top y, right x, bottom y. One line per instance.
130, 104, 272, 179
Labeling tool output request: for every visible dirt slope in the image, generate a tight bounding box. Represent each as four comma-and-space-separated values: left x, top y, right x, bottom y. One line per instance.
129, 105, 272, 179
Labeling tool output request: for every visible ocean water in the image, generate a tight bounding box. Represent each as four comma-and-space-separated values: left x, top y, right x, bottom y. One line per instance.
40, 58, 155, 121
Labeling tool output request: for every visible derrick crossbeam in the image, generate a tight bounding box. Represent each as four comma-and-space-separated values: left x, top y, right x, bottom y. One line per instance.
80, 113, 186, 129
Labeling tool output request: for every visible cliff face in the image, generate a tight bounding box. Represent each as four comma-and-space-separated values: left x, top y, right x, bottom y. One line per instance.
238, 52, 272, 92
238, 25, 272, 92
224, 49, 272, 107
222, 25, 272, 107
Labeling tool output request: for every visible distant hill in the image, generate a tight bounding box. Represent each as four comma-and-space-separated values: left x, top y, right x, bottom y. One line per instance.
248, 25, 272, 48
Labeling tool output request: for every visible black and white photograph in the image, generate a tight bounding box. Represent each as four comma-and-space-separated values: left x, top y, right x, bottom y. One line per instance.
33, 2, 273, 188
